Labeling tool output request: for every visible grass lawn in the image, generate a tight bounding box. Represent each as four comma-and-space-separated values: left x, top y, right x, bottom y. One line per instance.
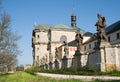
0, 72, 83, 82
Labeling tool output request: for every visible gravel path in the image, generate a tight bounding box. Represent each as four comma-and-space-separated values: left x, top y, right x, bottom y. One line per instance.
36, 73, 120, 81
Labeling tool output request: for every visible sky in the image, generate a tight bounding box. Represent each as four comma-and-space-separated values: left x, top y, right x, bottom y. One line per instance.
2, 0, 120, 66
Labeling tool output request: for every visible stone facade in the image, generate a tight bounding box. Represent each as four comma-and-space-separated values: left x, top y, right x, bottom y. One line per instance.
32, 23, 79, 67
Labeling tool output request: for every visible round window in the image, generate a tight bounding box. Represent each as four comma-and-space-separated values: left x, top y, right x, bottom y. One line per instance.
60, 35, 67, 43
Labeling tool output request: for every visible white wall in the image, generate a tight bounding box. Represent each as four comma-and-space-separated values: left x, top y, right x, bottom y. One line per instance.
35, 31, 49, 43
51, 30, 76, 43
108, 30, 120, 44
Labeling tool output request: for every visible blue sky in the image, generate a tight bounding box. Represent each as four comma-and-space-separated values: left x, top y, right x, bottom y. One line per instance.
2, 0, 120, 65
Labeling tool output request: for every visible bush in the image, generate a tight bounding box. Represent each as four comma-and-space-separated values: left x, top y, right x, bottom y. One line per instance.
25, 67, 120, 76
24, 66, 39, 75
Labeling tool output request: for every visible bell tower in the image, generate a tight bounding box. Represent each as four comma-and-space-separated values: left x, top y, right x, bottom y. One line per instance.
71, 13, 77, 28
71, 0, 77, 28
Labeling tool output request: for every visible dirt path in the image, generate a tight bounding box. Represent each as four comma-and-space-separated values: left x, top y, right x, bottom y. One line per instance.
36, 72, 120, 81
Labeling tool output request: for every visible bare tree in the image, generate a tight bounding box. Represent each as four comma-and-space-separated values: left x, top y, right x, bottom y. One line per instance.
0, 1, 21, 71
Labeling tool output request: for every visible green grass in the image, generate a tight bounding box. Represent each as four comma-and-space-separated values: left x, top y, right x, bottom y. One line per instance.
25, 67, 120, 76
1, 71, 120, 82
0, 72, 83, 82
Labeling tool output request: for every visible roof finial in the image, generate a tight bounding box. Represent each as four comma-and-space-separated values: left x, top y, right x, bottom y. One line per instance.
34, 22, 37, 29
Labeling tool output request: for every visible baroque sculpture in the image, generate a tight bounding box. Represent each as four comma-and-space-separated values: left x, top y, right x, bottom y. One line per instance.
55, 47, 59, 60
63, 41, 69, 57
75, 31, 83, 50
95, 13, 108, 42
42, 56, 45, 64
49, 53, 53, 62
45, 54, 48, 63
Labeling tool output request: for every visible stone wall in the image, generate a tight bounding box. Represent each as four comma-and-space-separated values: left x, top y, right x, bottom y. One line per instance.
81, 55, 88, 68
85, 46, 120, 72
36, 31, 48, 43
105, 47, 116, 71
86, 51, 101, 71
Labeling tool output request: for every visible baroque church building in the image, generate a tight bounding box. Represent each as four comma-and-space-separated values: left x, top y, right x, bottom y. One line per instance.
32, 13, 120, 72
32, 13, 81, 66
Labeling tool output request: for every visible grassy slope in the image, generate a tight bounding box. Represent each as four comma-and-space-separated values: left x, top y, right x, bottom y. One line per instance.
0, 72, 83, 82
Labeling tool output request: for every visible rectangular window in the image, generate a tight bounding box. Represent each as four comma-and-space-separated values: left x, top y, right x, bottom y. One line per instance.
37, 35, 39, 39
37, 56, 39, 61
117, 33, 120, 39
84, 46, 86, 50
37, 48, 39, 51
89, 44, 91, 49
108, 36, 110, 42
94, 42, 97, 48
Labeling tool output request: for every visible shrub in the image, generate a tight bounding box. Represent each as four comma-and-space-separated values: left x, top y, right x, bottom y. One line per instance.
25, 67, 120, 76
24, 66, 39, 75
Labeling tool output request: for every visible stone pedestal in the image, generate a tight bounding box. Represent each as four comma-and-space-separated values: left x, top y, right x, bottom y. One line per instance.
62, 56, 68, 69
100, 41, 111, 72
73, 50, 82, 71
54, 59, 60, 69
49, 62, 53, 69
100, 47, 106, 72
100, 41, 111, 48
45, 64, 48, 69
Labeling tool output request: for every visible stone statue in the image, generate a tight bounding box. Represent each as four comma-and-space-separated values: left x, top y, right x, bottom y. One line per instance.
45, 54, 48, 63
75, 31, 83, 50
39, 59, 42, 65
42, 56, 45, 64
49, 53, 53, 62
63, 41, 69, 56
55, 47, 59, 59
95, 13, 108, 41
